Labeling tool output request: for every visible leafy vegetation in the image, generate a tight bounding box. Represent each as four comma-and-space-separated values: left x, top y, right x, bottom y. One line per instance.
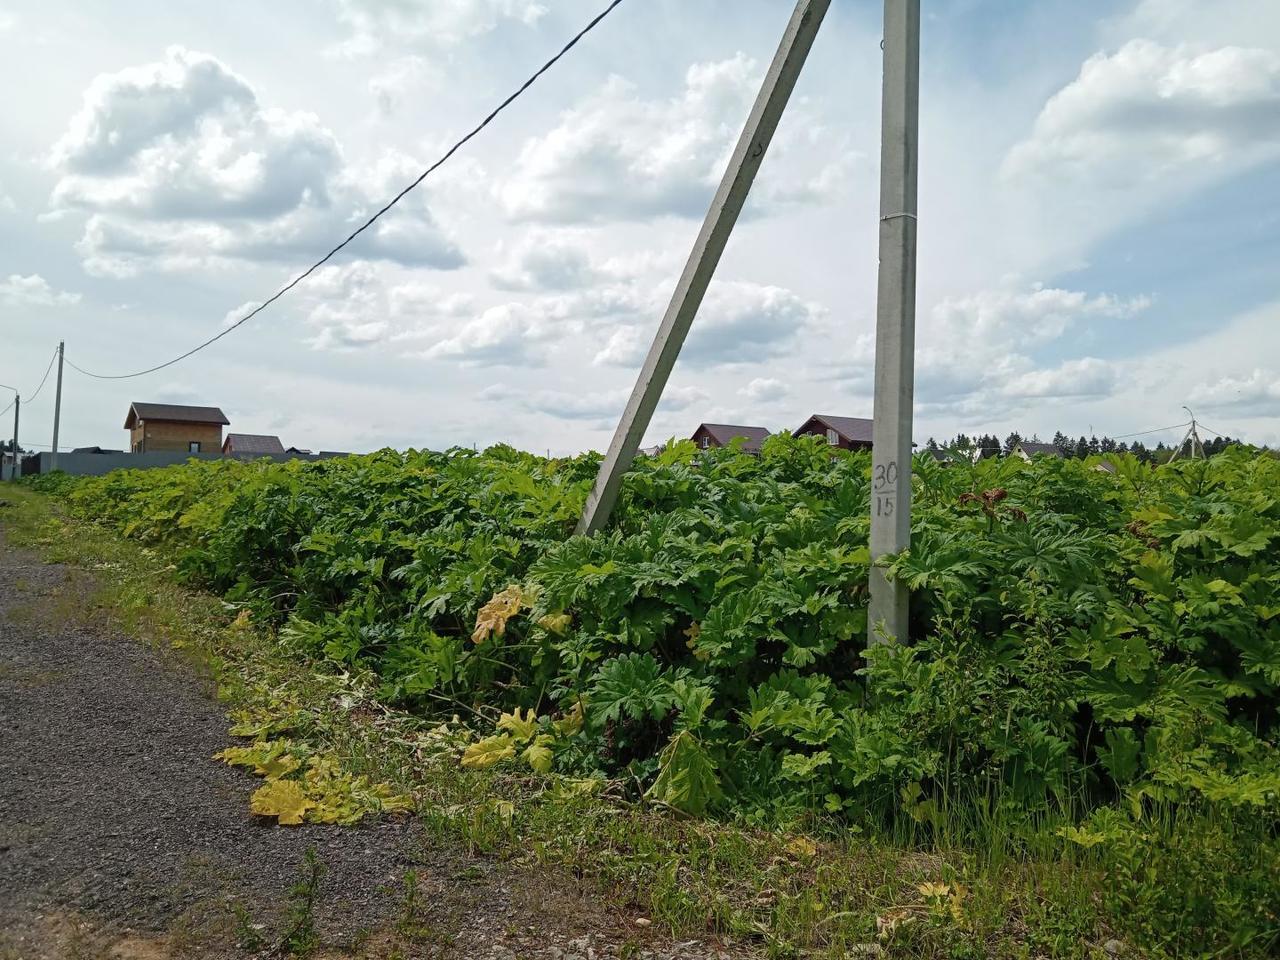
40, 438, 1280, 955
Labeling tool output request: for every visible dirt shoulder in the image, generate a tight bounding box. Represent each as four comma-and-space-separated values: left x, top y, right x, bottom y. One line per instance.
0, 496, 742, 960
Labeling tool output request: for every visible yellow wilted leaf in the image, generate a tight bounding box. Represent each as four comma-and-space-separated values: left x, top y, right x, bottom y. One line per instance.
492, 799, 515, 826
553, 700, 585, 737
538, 612, 572, 634
684, 623, 708, 662
522, 736, 554, 774
460, 735, 516, 769
496, 708, 539, 742
472, 586, 526, 644
230, 608, 252, 631
784, 836, 817, 859
250, 779, 313, 826
918, 882, 951, 899
258, 753, 302, 780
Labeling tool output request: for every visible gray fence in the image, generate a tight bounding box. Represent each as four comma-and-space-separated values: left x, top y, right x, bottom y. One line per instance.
29, 450, 345, 477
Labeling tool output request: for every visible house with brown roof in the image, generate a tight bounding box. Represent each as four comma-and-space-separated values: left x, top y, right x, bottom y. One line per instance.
124, 402, 229, 454
222, 433, 286, 456
793, 414, 875, 451
691, 423, 771, 454
1012, 441, 1064, 460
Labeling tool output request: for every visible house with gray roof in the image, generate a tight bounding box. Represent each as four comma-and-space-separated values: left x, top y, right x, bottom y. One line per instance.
222, 433, 286, 456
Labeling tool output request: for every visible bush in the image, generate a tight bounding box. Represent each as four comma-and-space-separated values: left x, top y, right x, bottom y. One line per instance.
62, 439, 1280, 950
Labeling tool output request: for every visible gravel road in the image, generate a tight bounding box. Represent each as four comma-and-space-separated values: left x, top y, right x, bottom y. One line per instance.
0, 524, 743, 960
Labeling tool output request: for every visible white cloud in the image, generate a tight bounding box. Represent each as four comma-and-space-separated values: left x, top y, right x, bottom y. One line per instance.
1188, 368, 1280, 415
1005, 40, 1280, 187
1000, 357, 1121, 399
331, 0, 546, 57
48, 48, 463, 276
368, 56, 438, 116
420, 302, 560, 367
222, 300, 261, 328
500, 56, 854, 224
593, 325, 648, 367
490, 229, 602, 291
869, 284, 1155, 415
742, 377, 789, 402
0, 274, 80, 307
683, 281, 824, 366
482, 382, 705, 423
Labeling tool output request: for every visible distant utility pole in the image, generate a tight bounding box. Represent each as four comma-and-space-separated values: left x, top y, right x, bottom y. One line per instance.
576, 0, 832, 535
868, 0, 921, 647
1169, 406, 1204, 462
9, 394, 19, 482
50, 340, 65, 472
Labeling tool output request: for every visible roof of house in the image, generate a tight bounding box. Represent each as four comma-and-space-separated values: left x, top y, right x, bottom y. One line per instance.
793, 414, 875, 444
1017, 441, 1063, 457
224, 433, 286, 455
693, 423, 771, 451
71, 446, 123, 454
125, 402, 229, 429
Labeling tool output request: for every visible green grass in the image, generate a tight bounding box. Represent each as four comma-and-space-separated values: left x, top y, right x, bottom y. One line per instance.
4, 485, 1277, 959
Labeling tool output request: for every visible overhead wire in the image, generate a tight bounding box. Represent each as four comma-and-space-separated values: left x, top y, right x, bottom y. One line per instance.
1109, 421, 1190, 441
22, 348, 59, 405
65, 0, 628, 382
0, 345, 59, 416
1197, 423, 1234, 439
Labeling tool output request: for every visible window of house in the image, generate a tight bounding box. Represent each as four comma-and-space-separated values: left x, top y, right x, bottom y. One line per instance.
700, 436, 710, 449
826, 428, 839, 445
189, 441, 201, 453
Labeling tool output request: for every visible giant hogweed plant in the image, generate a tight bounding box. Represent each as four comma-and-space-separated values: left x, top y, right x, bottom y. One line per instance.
64, 439, 1280, 825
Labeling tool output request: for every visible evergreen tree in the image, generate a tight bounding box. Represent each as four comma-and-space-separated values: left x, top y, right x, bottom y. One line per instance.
1074, 436, 1090, 460
1052, 431, 1072, 455
1003, 432, 1023, 456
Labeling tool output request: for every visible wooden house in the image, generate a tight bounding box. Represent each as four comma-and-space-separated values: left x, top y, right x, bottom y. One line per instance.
124, 402, 229, 454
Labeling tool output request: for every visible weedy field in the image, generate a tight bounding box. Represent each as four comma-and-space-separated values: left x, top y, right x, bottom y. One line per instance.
21, 437, 1280, 957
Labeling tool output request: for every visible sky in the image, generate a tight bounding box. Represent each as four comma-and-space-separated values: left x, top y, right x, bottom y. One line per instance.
1, 0, 1278, 456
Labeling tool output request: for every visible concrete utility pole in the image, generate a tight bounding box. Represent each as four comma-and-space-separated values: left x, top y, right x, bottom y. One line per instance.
576, 0, 832, 536
10, 394, 19, 482
868, 0, 921, 646
1169, 406, 1204, 462
50, 340, 64, 472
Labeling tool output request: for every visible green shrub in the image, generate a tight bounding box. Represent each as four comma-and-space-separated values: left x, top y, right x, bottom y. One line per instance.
62, 439, 1280, 951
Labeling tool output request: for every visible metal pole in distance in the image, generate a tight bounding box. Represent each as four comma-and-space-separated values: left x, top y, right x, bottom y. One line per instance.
50, 341, 64, 472
10, 395, 19, 482
575, 0, 832, 536
868, 0, 921, 646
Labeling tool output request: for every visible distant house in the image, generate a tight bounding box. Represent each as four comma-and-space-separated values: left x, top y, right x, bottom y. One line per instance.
793, 414, 874, 451
1013, 441, 1064, 461
222, 433, 286, 456
71, 446, 123, 454
285, 446, 313, 455
124, 402, 229, 454
691, 423, 771, 455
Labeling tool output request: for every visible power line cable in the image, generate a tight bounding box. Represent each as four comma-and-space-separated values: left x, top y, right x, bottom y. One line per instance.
1197, 423, 1235, 439
1110, 421, 1190, 441
22, 348, 59, 405
0, 345, 58, 414
65, 0, 627, 382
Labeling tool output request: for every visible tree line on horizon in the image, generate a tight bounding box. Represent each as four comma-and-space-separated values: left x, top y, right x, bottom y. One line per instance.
923, 431, 1245, 464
